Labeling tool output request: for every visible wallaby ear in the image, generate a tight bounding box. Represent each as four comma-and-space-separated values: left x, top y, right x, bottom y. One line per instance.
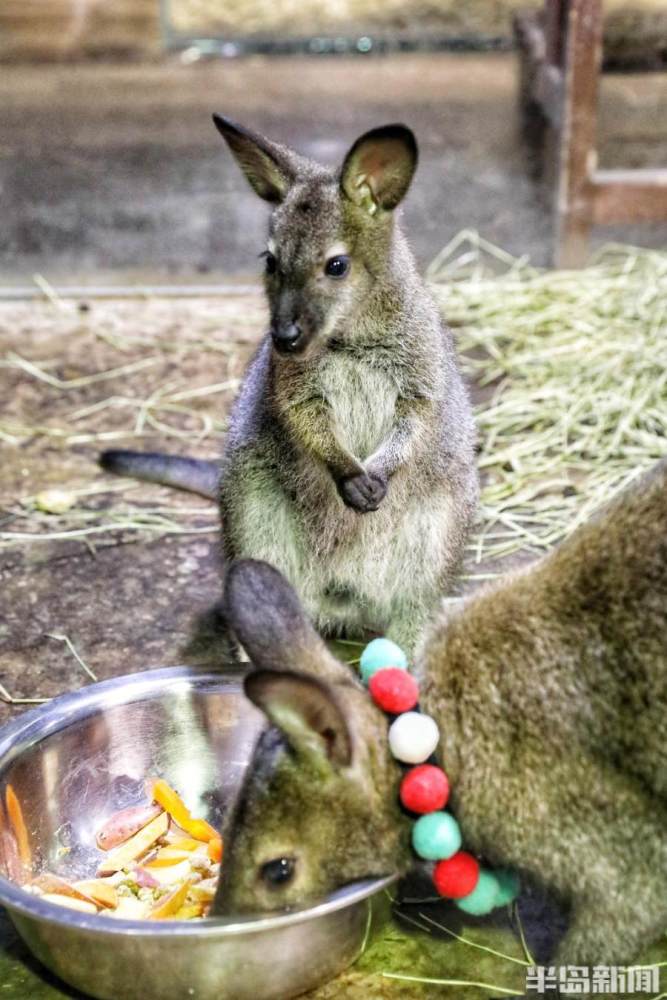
340, 124, 418, 215
244, 670, 353, 768
224, 559, 332, 675
212, 114, 296, 203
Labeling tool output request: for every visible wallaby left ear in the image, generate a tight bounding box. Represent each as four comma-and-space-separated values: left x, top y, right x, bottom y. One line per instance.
212, 114, 298, 203
340, 124, 418, 215
244, 670, 353, 768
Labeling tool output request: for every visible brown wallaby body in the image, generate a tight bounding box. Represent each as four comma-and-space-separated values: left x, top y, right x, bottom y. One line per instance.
218, 457, 667, 970
101, 117, 478, 655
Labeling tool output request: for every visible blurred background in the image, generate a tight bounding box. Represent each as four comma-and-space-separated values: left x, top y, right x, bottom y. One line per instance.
1, 0, 666, 286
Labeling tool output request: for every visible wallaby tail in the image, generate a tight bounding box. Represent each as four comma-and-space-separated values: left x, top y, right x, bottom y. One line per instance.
99, 449, 219, 500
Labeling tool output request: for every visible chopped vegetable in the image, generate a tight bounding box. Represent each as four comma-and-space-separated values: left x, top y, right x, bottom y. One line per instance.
41, 892, 99, 914
97, 811, 169, 876
95, 804, 162, 851
207, 837, 223, 863
131, 866, 160, 889
25, 780, 221, 921
149, 879, 192, 919
149, 779, 218, 843
167, 837, 200, 852
144, 859, 193, 886
73, 880, 118, 909
5, 785, 31, 868
33, 873, 98, 907
144, 846, 194, 866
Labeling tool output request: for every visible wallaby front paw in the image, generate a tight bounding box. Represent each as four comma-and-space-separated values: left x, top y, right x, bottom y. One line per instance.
337, 472, 387, 513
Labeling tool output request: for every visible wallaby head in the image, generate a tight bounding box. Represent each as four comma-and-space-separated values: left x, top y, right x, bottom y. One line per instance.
215, 559, 410, 914
212, 115, 418, 357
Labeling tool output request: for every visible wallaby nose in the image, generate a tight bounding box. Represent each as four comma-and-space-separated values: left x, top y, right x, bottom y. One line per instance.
271, 322, 304, 354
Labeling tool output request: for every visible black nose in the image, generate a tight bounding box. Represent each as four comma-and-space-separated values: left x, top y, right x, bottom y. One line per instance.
271, 323, 303, 354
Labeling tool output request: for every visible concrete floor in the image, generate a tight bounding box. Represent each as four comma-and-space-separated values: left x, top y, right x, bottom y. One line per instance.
0, 53, 666, 285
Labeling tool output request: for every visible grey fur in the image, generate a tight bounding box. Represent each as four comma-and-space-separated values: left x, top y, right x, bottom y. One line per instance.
218, 458, 667, 971
100, 118, 478, 655
99, 450, 219, 499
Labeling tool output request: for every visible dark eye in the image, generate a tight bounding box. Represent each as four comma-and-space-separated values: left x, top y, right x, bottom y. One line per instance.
264, 252, 277, 276
325, 255, 350, 279
260, 857, 296, 887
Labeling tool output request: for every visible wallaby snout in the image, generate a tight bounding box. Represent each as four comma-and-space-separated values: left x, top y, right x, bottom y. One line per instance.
271, 321, 304, 354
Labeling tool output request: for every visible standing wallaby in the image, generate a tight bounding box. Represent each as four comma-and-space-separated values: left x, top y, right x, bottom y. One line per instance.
101, 117, 478, 655
216, 457, 667, 970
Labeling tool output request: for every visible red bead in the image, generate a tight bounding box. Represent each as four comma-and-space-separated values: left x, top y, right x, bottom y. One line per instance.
433, 851, 480, 899
400, 764, 449, 814
369, 668, 419, 714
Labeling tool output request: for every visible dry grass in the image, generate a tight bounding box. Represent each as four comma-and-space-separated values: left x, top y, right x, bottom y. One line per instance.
429, 232, 667, 574
1, 238, 665, 576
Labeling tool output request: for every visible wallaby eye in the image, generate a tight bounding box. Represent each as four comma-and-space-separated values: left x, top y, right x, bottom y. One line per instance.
262, 251, 277, 276
260, 856, 296, 887
325, 255, 350, 279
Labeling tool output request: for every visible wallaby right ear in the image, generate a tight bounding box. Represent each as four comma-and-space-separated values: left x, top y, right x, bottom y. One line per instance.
244, 669, 352, 768
212, 114, 296, 203
340, 123, 418, 214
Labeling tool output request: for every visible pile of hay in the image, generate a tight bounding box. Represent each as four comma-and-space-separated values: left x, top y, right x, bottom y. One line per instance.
1, 238, 665, 579
428, 233, 667, 575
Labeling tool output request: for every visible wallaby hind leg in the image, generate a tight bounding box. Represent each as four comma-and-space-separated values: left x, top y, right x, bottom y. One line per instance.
555, 886, 667, 971
221, 452, 306, 588
552, 796, 667, 969
386, 596, 439, 658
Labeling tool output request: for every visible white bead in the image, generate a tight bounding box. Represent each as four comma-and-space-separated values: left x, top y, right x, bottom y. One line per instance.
388, 712, 439, 764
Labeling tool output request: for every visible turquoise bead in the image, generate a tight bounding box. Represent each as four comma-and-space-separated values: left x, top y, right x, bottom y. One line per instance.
494, 869, 520, 907
456, 870, 501, 916
360, 638, 408, 684
411, 811, 461, 861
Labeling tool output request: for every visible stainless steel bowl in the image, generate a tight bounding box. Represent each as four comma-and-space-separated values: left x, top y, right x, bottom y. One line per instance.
0, 666, 396, 1000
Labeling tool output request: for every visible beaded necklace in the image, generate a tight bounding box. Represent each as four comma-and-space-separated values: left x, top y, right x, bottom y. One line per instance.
359, 637, 519, 915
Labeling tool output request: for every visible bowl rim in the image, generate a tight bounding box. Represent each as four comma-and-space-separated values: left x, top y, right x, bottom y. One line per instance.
0, 664, 398, 937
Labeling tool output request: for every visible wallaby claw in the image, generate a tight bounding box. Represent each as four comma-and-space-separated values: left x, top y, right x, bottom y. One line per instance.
337, 471, 387, 513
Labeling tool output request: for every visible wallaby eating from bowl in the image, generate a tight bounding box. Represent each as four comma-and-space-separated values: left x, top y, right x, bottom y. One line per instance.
216, 457, 667, 969
101, 117, 478, 654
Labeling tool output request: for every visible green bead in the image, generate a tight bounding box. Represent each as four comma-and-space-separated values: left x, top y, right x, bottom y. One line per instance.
360, 638, 408, 684
411, 811, 461, 861
456, 870, 501, 916
494, 869, 520, 907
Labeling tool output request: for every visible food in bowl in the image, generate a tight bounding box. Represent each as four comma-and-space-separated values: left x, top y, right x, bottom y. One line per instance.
10, 778, 222, 920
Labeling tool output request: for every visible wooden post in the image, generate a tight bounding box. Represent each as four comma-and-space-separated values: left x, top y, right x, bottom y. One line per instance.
554, 0, 604, 268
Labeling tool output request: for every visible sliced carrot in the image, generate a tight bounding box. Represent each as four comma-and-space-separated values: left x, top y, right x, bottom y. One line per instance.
144, 848, 192, 868
148, 879, 191, 920
5, 785, 31, 867
187, 818, 219, 843
166, 837, 200, 852
148, 779, 218, 844
207, 837, 222, 863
